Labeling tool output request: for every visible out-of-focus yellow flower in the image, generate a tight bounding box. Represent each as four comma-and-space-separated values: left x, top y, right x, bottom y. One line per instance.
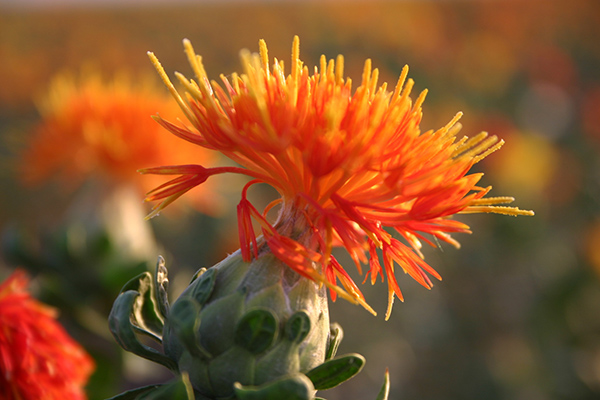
20, 71, 221, 215
144, 37, 533, 318
485, 130, 559, 202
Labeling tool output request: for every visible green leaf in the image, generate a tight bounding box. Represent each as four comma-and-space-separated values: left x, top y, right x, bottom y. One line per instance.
235, 308, 278, 354
154, 256, 170, 318
108, 290, 177, 371
198, 289, 245, 356
137, 373, 196, 400
305, 353, 365, 390
189, 267, 207, 284
375, 368, 390, 400
169, 297, 211, 359
105, 384, 161, 400
120, 272, 164, 341
254, 339, 299, 385
325, 323, 343, 360
190, 266, 217, 306
208, 347, 255, 398
285, 311, 311, 344
234, 373, 315, 400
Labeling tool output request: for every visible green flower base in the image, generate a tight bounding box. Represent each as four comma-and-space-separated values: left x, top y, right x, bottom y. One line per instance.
107, 256, 389, 400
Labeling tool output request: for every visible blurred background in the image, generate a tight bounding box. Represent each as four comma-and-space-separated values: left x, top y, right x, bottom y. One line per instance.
1, 0, 599, 399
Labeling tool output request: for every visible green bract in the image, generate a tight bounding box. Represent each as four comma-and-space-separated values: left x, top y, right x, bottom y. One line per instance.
108, 253, 386, 400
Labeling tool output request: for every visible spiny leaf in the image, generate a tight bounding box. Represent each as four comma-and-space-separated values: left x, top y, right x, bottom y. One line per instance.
234, 373, 314, 400
305, 353, 365, 390
105, 384, 161, 400
286, 311, 311, 344
325, 323, 343, 360
169, 297, 211, 359
108, 290, 177, 371
235, 308, 278, 354
375, 368, 390, 400
137, 373, 195, 400
190, 266, 217, 306
120, 272, 164, 341
154, 256, 170, 318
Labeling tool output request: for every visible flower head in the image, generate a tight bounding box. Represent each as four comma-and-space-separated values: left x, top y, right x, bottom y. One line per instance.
0, 270, 94, 400
20, 71, 220, 214
145, 37, 533, 318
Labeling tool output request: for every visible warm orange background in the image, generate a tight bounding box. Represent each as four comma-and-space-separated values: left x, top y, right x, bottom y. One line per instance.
1, 1, 599, 399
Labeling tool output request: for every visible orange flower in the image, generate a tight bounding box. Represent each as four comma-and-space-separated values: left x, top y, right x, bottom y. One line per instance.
20, 71, 220, 214
144, 37, 533, 318
0, 270, 94, 400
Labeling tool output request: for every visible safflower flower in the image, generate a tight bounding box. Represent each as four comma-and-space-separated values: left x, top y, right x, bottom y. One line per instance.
144, 36, 533, 319
0, 270, 94, 400
20, 71, 220, 215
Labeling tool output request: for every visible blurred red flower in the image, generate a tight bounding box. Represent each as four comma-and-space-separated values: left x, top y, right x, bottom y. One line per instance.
0, 270, 94, 400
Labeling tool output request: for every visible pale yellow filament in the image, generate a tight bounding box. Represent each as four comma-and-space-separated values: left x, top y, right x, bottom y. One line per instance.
147, 51, 195, 124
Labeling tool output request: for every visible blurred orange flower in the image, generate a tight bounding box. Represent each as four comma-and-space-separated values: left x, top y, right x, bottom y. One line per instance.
585, 220, 600, 277
0, 270, 94, 400
145, 37, 533, 318
20, 71, 221, 215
